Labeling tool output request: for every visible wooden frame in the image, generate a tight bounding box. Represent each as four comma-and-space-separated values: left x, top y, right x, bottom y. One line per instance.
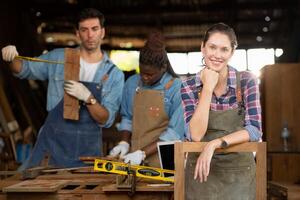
174, 142, 266, 200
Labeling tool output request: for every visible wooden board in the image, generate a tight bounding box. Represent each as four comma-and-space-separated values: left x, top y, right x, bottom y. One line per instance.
3, 180, 69, 192
103, 182, 173, 192
63, 48, 80, 120
1, 173, 172, 200
268, 153, 300, 182
261, 64, 300, 152
0, 85, 19, 161
268, 181, 300, 200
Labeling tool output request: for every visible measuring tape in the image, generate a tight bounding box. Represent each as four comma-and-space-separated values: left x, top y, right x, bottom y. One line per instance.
16, 55, 64, 64
94, 159, 175, 183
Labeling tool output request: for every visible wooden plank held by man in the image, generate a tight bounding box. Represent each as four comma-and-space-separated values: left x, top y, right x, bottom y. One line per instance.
63, 48, 80, 120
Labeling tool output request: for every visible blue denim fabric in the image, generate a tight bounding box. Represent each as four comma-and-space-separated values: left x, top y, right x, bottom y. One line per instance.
118, 73, 185, 141
16, 48, 124, 128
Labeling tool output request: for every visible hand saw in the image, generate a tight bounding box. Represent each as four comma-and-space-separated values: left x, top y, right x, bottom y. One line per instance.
94, 159, 175, 183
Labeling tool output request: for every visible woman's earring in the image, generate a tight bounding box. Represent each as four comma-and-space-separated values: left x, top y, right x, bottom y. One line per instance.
201, 57, 206, 67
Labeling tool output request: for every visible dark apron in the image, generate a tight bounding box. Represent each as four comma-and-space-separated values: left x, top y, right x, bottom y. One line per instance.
25, 66, 115, 169
185, 73, 256, 200
131, 79, 174, 168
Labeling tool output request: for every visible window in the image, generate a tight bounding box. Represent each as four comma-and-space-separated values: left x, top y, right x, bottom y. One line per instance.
110, 48, 283, 77
247, 48, 275, 77
229, 49, 247, 71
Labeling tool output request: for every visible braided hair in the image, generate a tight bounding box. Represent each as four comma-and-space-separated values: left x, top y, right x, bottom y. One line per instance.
139, 32, 178, 78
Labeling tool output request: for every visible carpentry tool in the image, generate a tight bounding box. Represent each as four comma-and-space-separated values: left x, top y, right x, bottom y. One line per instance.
116, 169, 137, 196
94, 159, 175, 183
16, 55, 64, 64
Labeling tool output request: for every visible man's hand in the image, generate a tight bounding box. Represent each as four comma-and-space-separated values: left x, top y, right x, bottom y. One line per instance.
2, 45, 18, 62
123, 150, 146, 165
64, 80, 91, 102
109, 141, 130, 158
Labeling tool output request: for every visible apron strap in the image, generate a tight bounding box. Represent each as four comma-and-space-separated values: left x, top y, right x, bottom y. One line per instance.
135, 76, 174, 93
164, 78, 175, 90
236, 71, 242, 103
235, 71, 245, 114
100, 65, 115, 83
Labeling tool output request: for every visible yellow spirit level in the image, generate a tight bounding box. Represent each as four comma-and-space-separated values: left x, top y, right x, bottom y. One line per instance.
94, 159, 174, 183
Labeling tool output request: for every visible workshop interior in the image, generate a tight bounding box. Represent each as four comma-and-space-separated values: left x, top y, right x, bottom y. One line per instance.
0, 0, 300, 199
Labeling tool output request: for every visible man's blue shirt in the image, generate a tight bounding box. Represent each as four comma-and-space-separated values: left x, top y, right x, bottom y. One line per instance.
16, 48, 124, 128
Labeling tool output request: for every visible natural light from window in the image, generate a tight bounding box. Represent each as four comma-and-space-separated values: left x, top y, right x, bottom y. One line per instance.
167, 53, 189, 74
247, 48, 275, 77
111, 48, 283, 77
168, 48, 281, 76
187, 52, 203, 74
229, 49, 247, 71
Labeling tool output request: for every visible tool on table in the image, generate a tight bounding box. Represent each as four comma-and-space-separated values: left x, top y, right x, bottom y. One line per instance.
80, 156, 118, 165
116, 167, 136, 196
16, 55, 64, 64
22, 153, 51, 180
94, 159, 174, 197
94, 159, 175, 183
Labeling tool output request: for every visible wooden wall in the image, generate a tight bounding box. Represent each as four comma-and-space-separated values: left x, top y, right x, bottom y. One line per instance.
0, 1, 47, 169
261, 64, 300, 152
260, 63, 300, 183
0, 1, 48, 130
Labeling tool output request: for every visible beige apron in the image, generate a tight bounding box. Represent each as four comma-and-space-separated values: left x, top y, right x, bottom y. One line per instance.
185, 73, 256, 200
132, 79, 174, 168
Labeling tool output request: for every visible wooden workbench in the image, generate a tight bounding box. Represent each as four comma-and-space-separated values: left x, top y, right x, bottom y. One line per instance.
268, 181, 300, 200
0, 171, 173, 200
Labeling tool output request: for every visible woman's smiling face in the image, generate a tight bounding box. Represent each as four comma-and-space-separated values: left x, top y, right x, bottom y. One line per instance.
201, 32, 234, 73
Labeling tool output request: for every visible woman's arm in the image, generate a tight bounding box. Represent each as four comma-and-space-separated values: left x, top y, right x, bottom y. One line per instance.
194, 71, 262, 182
189, 68, 219, 141
189, 87, 213, 141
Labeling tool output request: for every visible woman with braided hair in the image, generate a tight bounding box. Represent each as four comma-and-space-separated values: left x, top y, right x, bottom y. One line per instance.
109, 32, 185, 167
